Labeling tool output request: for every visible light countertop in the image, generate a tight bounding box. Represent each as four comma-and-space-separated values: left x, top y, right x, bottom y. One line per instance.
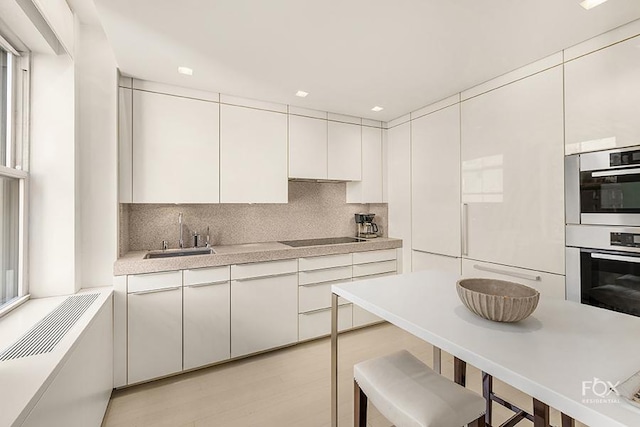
114, 237, 402, 276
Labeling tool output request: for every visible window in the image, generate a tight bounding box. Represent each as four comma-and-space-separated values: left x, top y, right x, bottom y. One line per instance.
0, 44, 28, 315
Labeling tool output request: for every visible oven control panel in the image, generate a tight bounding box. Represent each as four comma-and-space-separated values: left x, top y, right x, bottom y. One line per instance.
611, 232, 640, 248
610, 149, 640, 167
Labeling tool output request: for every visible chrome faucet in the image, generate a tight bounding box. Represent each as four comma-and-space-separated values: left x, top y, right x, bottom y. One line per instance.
178, 212, 184, 249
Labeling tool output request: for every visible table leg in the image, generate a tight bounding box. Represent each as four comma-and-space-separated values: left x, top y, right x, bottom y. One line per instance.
561, 413, 575, 427
331, 293, 339, 427
454, 357, 466, 386
433, 346, 442, 374
482, 372, 493, 426
533, 399, 550, 427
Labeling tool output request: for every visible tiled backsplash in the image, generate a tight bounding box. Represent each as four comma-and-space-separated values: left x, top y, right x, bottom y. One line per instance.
120, 181, 388, 254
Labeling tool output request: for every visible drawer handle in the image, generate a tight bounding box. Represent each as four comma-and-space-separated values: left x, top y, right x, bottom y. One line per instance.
301, 307, 331, 315
185, 280, 229, 288
130, 286, 181, 295
473, 264, 541, 282
301, 278, 351, 287
235, 272, 297, 282
302, 304, 349, 315
300, 265, 351, 273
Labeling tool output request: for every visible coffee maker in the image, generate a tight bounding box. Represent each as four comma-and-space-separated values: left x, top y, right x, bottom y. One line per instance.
355, 213, 379, 239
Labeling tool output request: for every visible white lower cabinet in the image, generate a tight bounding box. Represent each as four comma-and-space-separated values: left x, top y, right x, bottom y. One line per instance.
183, 267, 231, 370
231, 263, 298, 358
127, 271, 182, 384
299, 305, 352, 341
297, 254, 354, 341
461, 259, 565, 300
350, 250, 399, 327
412, 250, 461, 275
119, 249, 401, 385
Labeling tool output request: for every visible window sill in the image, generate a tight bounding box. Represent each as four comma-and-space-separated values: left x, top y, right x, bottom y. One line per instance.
0, 294, 30, 319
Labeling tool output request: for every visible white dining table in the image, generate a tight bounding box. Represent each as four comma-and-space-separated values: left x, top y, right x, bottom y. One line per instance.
330, 270, 640, 427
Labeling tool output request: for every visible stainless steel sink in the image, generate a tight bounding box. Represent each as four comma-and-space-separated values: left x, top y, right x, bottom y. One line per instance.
144, 248, 216, 259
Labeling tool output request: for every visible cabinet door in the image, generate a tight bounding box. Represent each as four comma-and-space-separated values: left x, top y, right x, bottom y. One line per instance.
412, 105, 460, 257
231, 272, 298, 357
132, 90, 220, 203
412, 250, 461, 275
220, 105, 288, 203
118, 87, 132, 203
184, 281, 230, 370
289, 115, 327, 179
328, 121, 362, 180
128, 287, 182, 384
346, 126, 383, 202
387, 123, 412, 272
565, 36, 640, 155
461, 67, 564, 275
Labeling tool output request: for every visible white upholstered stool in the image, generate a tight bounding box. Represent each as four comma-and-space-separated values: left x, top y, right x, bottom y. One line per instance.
354, 350, 486, 427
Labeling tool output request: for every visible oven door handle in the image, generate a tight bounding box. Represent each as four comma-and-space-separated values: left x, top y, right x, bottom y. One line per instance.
592, 168, 640, 178
591, 253, 640, 264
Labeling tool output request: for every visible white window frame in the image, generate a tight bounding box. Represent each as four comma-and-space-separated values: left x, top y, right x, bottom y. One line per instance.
0, 39, 29, 318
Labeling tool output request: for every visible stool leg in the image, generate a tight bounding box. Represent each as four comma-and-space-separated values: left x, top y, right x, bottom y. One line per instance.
354, 380, 367, 427
454, 357, 466, 386
468, 414, 486, 427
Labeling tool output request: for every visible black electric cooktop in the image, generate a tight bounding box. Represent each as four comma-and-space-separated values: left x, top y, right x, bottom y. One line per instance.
279, 237, 366, 247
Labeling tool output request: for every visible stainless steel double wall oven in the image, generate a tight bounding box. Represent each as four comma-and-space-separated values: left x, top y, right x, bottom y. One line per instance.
566, 146, 640, 317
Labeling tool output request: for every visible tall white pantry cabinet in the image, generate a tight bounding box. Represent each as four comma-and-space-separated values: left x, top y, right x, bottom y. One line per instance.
411, 102, 461, 273
461, 66, 565, 276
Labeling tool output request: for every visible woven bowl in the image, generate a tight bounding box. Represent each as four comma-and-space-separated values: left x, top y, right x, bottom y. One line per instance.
456, 278, 540, 322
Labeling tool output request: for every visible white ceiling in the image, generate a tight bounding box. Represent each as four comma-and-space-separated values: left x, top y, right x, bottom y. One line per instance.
94, 0, 640, 121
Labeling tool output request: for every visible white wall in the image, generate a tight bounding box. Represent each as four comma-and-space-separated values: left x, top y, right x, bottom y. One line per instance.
29, 52, 77, 297
29, 22, 118, 297
75, 23, 118, 287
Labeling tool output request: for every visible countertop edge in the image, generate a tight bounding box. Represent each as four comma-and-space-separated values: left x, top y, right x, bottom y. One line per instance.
114, 238, 403, 276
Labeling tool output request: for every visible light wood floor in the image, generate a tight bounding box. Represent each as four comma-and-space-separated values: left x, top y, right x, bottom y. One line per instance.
102, 323, 587, 427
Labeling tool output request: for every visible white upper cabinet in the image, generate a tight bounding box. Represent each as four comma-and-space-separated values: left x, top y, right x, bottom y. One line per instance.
288, 114, 328, 179
220, 104, 288, 203
565, 35, 640, 155
411, 104, 460, 257
347, 126, 383, 203
132, 90, 220, 203
461, 66, 565, 275
328, 121, 362, 181
118, 87, 133, 203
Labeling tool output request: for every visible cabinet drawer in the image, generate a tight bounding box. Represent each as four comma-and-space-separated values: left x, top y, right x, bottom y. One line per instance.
462, 259, 565, 299
128, 271, 182, 293
299, 253, 352, 271
352, 249, 396, 264
353, 305, 383, 328
298, 305, 352, 341
184, 266, 230, 286
299, 279, 351, 313
353, 260, 397, 278
231, 259, 298, 280
299, 266, 352, 286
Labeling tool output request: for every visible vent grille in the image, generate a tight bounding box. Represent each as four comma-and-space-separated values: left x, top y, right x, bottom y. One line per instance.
0, 293, 99, 361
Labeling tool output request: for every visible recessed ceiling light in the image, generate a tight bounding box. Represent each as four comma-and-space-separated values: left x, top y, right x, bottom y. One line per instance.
296, 90, 309, 98
371, 106, 384, 112
178, 66, 193, 76
579, 0, 608, 10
